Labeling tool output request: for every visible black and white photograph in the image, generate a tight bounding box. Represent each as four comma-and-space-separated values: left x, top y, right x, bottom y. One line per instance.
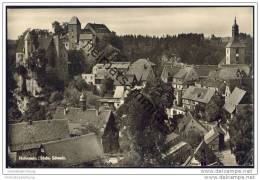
1, 1, 258, 178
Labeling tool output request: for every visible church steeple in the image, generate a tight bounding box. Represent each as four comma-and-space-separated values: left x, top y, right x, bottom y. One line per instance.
232, 17, 239, 41
225, 17, 246, 65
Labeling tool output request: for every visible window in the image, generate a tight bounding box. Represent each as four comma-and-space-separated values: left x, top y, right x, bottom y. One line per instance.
236, 48, 239, 63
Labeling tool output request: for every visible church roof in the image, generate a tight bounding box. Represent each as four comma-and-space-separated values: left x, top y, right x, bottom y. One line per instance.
226, 40, 246, 48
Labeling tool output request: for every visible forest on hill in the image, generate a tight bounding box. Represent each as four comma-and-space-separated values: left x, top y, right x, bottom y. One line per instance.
111, 33, 253, 67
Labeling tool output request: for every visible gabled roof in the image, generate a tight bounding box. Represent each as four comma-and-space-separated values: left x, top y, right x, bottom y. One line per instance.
194, 65, 218, 77
182, 86, 215, 104
226, 39, 246, 48
42, 133, 103, 167
161, 65, 182, 82
165, 132, 181, 145
9, 119, 70, 152
174, 66, 199, 82
69, 16, 81, 25
204, 126, 225, 144
94, 62, 130, 71
128, 58, 155, 82
218, 65, 250, 80
85, 23, 111, 33
177, 112, 208, 133
113, 74, 137, 86
224, 87, 246, 114
53, 107, 112, 136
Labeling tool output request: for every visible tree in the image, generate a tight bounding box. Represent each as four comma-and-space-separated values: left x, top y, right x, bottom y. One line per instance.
22, 97, 47, 121
229, 105, 253, 165
117, 79, 174, 166
52, 21, 63, 35
204, 94, 225, 122
68, 50, 85, 76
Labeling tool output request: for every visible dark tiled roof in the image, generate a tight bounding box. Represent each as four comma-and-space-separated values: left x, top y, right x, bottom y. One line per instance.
161, 65, 182, 82
218, 65, 250, 80
204, 127, 223, 144
194, 65, 218, 77
81, 29, 92, 34
85, 23, 111, 33
42, 133, 103, 167
178, 112, 208, 134
177, 112, 193, 132
128, 59, 155, 82
9, 119, 70, 152
226, 39, 246, 48
53, 107, 112, 136
182, 86, 215, 104
165, 132, 181, 145
174, 66, 199, 82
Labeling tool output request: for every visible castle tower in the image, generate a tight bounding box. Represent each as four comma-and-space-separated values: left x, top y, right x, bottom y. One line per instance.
225, 17, 246, 65
68, 16, 81, 50
24, 31, 33, 60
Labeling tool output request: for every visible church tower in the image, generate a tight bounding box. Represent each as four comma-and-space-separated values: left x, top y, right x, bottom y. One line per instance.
225, 17, 246, 64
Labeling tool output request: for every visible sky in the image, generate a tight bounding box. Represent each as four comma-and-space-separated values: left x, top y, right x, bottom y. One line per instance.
7, 7, 253, 40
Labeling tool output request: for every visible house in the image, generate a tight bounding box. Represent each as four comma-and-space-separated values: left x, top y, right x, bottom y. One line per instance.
113, 74, 138, 89
128, 58, 156, 87
177, 112, 209, 137
162, 141, 192, 166
182, 86, 215, 111
160, 64, 183, 84
65, 16, 112, 50
38, 133, 104, 167
53, 104, 119, 153
112, 86, 128, 109
91, 62, 131, 88
204, 125, 225, 151
8, 119, 70, 166
166, 106, 186, 118
78, 29, 94, 50
92, 62, 131, 75
84, 23, 112, 41
82, 73, 95, 84
172, 66, 199, 91
223, 87, 246, 118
